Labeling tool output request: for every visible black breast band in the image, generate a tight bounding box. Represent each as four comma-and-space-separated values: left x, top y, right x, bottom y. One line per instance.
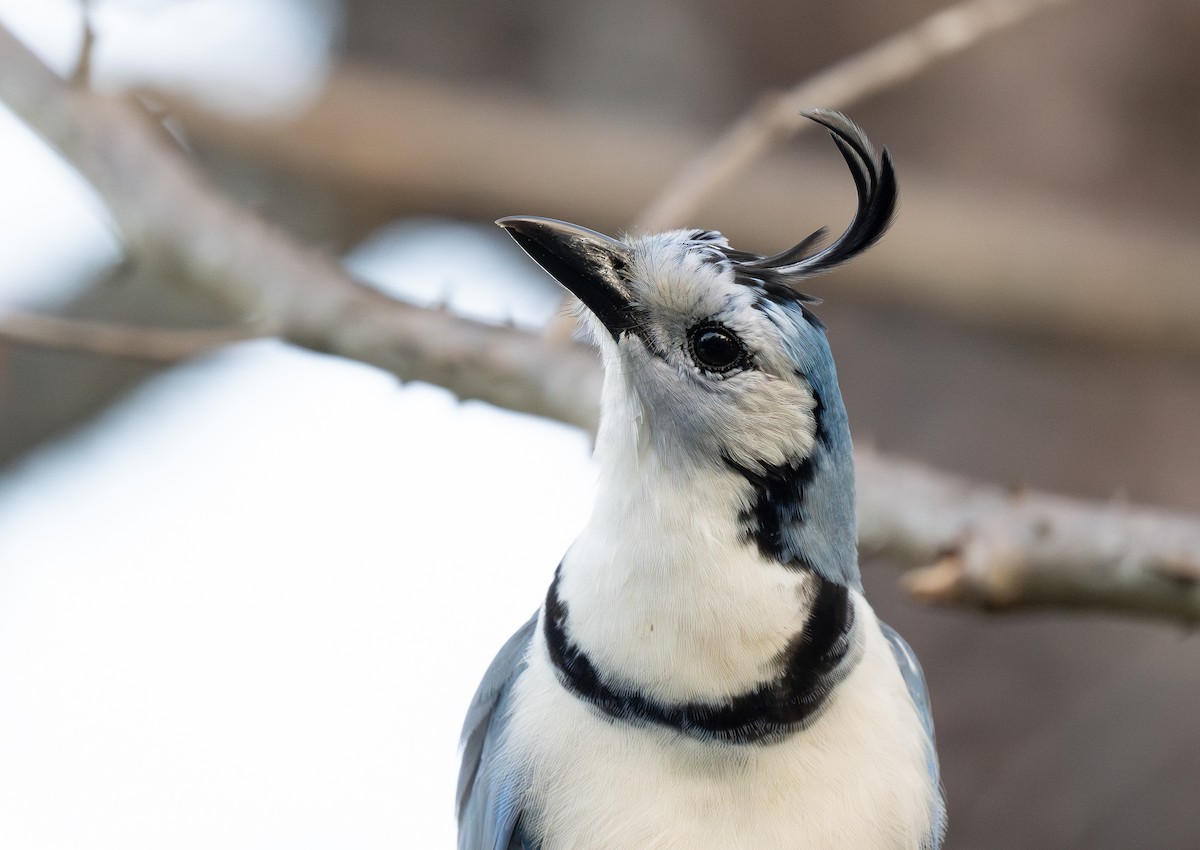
542, 567, 859, 745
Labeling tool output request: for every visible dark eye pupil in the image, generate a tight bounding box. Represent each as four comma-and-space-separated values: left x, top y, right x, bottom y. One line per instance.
691, 326, 745, 371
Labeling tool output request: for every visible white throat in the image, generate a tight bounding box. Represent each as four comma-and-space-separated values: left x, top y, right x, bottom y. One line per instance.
557, 375, 820, 704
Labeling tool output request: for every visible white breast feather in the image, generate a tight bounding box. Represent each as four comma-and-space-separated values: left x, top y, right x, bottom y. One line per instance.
500, 597, 936, 850
560, 465, 816, 701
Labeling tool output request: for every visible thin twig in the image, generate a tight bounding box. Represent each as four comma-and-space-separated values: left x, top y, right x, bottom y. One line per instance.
0, 311, 270, 362
1, 22, 1199, 621
635, 0, 1078, 233
70, 0, 96, 88
548, 0, 1078, 340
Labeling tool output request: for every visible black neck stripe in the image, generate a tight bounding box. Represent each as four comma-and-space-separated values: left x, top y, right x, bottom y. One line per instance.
542, 568, 858, 745
722, 386, 827, 570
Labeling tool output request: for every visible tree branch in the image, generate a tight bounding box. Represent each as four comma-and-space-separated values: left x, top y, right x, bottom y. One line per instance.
858, 451, 1200, 623
634, 0, 1078, 232
0, 25, 602, 431
1, 23, 1198, 621
0, 310, 268, 362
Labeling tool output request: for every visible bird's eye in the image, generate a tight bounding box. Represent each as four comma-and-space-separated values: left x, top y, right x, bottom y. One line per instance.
688, 323, 748, 374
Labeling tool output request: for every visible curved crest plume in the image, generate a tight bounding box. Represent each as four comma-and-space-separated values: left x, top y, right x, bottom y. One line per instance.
726, 109, 897, 283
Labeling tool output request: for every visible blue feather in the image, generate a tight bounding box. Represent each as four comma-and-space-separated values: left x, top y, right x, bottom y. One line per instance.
457, 616, 537, 850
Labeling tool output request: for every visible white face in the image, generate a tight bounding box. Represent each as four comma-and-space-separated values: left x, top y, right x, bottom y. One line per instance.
583, 230, 825, 478
498, 214, 862, 586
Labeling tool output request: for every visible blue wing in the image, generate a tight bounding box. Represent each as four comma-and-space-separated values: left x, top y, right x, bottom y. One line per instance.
457, 614, 539, 850
879, 622, 947, 850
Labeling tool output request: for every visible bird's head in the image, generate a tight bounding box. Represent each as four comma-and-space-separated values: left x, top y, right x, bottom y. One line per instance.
499, 110, 894, 589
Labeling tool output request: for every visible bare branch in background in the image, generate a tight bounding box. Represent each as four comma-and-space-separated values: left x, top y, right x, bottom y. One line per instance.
549, 0, 1080, 338
858, 451, 1200, 623
1, 22, 1198, 622
0, 311, 269, 362
635, 0, 1078, 232
0, 25, 603, 432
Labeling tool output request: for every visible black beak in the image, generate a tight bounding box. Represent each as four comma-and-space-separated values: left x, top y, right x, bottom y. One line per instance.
497, 216, 637, 338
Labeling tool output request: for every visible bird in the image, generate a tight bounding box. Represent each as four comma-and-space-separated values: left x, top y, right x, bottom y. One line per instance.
457, 109, 946, 850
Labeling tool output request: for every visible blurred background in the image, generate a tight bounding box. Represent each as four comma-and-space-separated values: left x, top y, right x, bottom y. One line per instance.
0, 0, 1198, 847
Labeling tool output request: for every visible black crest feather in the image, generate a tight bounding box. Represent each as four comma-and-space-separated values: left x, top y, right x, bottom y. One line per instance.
729, 109, 896, 283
